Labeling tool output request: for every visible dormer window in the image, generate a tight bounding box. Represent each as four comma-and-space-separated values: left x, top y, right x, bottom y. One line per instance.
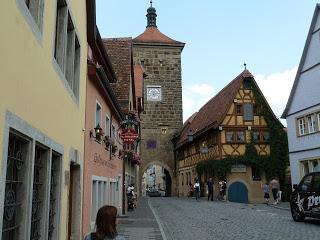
243, 78, 252, 89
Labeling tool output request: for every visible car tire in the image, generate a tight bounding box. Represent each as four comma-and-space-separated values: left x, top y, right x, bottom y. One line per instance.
291, 205, 305, 222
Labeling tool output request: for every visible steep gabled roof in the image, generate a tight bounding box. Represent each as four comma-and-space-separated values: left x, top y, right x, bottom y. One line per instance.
176, 70, 253, 148
103, 37, 133, 112
282, 4, 320, 118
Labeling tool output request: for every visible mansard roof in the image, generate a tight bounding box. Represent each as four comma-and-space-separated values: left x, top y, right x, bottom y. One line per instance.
176, 70, 268, 148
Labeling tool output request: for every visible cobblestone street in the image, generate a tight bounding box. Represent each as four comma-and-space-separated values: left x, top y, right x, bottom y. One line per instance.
120, 197, 320, 240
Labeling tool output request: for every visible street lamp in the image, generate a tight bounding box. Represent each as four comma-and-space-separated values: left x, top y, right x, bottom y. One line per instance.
90, 124, 103, 142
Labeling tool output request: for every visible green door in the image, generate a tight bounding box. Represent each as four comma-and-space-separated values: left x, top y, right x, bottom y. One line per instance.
228, 182, 248, 203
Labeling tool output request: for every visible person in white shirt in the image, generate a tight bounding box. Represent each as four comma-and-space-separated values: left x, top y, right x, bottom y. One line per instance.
194, 179, 200, 200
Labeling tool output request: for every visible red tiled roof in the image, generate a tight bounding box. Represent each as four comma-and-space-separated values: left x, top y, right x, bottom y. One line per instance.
133, 27, 184, 46
177, 70, 254, 148
103, 38, 133, 113
134, 65, 145, 98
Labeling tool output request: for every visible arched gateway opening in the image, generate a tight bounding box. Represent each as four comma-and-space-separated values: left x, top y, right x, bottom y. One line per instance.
139, 162, 173, 197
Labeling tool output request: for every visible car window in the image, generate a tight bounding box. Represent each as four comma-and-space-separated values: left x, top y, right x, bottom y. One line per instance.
299, 175, 313, 192
311, 173, 320, 191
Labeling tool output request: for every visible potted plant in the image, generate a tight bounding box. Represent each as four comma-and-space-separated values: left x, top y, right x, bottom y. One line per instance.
111, 144, 118, 154
103, 136, 111, 149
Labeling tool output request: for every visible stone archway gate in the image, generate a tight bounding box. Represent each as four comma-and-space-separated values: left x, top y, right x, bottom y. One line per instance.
138, 160, 177, 197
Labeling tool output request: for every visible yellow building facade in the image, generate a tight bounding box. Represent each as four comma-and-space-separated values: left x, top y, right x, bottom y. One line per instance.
0, 1, 87, 239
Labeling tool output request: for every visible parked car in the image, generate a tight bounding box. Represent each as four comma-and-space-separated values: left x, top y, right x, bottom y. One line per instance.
147, 189, 161, 197
158, 189, 166, 197
290, 171, 320, 222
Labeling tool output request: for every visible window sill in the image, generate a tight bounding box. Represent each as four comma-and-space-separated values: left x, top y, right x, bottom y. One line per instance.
297, 131, 320, 137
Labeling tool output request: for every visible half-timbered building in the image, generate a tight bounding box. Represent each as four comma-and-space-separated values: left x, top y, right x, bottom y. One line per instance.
175, 69, 279, 203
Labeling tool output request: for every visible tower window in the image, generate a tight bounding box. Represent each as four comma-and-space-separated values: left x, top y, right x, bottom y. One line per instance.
243, 78, 252, 89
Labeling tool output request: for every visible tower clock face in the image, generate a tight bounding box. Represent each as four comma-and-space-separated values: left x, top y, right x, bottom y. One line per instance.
147, 86, 162, 101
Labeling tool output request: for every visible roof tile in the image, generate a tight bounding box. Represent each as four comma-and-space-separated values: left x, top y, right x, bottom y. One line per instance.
103, 38, 133, 112
133, 27, 184, 45
177, 70, 253, 147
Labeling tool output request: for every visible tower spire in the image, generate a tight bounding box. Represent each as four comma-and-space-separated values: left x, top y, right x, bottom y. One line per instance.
146, 1, 157, 28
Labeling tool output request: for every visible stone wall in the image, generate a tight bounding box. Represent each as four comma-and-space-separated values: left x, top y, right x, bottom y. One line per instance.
133, 45, 183, 196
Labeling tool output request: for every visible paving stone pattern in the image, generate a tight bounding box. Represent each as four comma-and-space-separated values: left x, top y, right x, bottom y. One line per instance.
118, 197, 163, 240
149, 197, 320, 240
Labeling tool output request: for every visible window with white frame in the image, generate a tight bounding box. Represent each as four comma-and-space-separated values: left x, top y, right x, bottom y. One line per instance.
312, 160, 319, 172
226, 131, 245, 143
307, 115, 316, 133
112, 125, 116, 141
301, 159, 320, 178
2, 132, 62, 239
19, 0, 44, 32
109, 181, 117, 207
303, 161, 309, 176
91, 178, 108, 228
48, 152, 62, 240
298, 118, 306, 135
105, 115, 110, 137
95, 102, 102, 128
54, 0, 80, 99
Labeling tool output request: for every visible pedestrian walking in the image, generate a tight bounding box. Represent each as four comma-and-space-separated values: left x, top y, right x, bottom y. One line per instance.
188, 183, 194, 197
262, 182, 270, 205
194, 179, 200, 200
84, 205, 125, 240
270, 178, 280, 204
207, 178, 214, 201
220, 180, 227, 201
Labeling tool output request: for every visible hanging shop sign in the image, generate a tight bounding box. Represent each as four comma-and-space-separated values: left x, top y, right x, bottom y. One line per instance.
120, 128, 139, 144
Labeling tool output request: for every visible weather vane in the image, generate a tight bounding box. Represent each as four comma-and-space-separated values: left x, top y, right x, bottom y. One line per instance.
150, 0, 153, 7
244, 62, 247, 70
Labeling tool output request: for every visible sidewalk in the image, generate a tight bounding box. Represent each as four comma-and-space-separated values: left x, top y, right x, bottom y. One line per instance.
118, 197, 164, 240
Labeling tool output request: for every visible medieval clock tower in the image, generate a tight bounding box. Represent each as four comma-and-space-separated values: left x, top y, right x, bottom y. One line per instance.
133, 2, 184, 196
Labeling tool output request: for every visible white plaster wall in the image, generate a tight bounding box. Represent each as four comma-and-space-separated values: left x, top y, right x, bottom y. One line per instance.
302, 32, 320, 71
314, 9, 320, 32
288, 66, 320, 115
286, 106, 320, 152
289, 149, 320, 185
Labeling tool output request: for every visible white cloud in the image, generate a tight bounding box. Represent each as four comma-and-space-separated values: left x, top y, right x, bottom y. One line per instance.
255, 66, 297, 124
183, 83, 215, 122
182, 67, 297, 125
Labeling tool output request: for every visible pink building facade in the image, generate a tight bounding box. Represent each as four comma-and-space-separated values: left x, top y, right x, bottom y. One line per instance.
83, 2, 125, 235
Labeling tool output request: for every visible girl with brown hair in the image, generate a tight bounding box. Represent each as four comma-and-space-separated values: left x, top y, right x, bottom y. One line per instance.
85, 205, 125, 240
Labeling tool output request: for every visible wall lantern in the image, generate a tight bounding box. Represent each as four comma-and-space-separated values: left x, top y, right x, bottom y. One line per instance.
159, 59, 163, 67
247, 126, 252, 131
218, 126, 223, 131
90, 124, 103, 142
187, 129, 194, 142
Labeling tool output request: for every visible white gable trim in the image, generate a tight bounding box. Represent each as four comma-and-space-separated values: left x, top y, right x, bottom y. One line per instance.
282, 4, 320, 118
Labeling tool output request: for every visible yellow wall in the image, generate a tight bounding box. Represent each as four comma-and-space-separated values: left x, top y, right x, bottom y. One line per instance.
0, 1, 87, 239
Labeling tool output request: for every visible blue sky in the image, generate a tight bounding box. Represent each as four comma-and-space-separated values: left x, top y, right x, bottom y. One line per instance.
96, 0, 319, 123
